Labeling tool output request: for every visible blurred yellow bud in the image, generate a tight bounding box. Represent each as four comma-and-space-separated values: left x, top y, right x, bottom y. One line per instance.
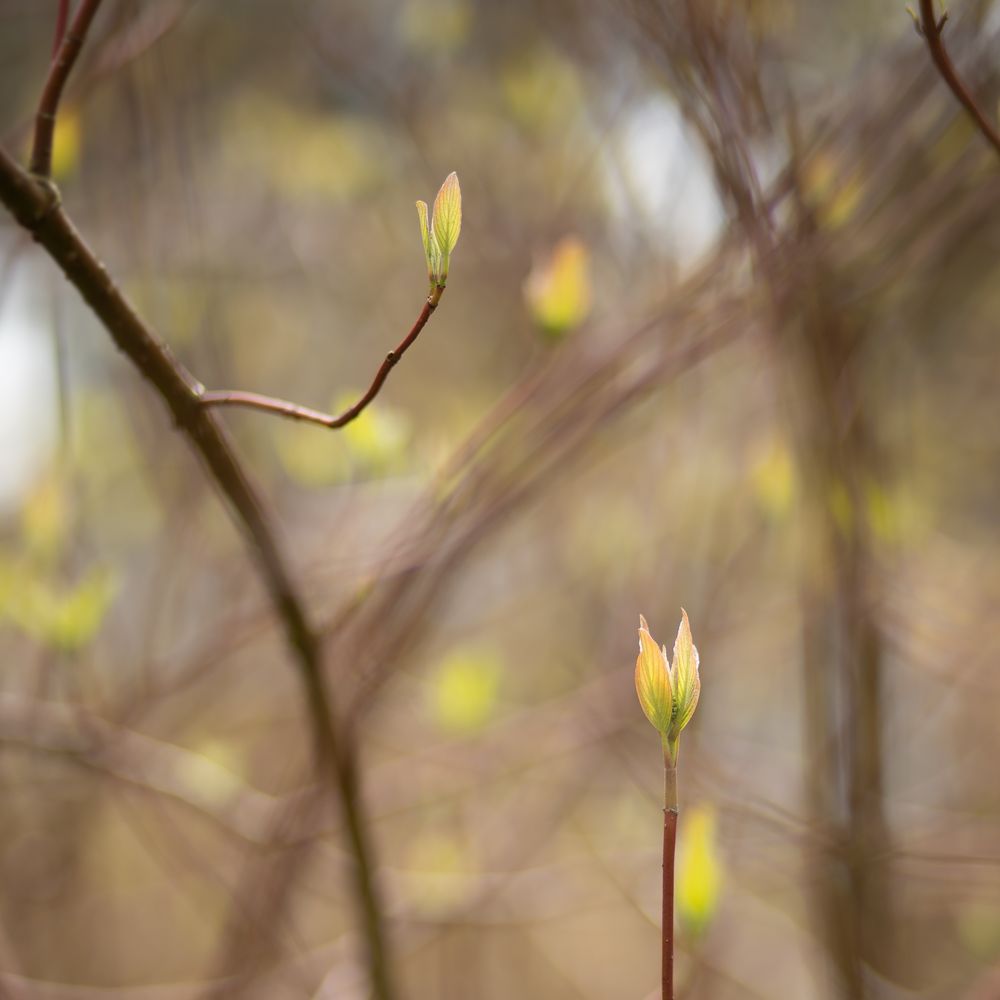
51, 109, 82, 181
634, 610, 701, 751
676, 803, 722, 937
524, 236, 592, 338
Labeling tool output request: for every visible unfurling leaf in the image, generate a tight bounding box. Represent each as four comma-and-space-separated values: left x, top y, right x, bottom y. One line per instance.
432, 171, 462, 257
671, 609, 701, 734
417, 172, 462, 287
416, 200, 431, 266
635, 614, 673, 735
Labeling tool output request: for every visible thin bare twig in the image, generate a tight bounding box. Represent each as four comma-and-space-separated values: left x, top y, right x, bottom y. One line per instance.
51, 0, 71, 58
915, 0, 1000, 159
662, 752, 677, 1000
31, 0, 106, 177
200, 284, 444, 428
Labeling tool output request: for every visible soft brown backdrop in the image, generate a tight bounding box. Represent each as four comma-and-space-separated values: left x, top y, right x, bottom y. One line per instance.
1, 1, 999, 998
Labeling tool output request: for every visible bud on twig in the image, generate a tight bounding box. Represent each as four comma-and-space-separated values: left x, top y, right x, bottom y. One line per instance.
416, 171, 462, 287
635, 610, 701, 762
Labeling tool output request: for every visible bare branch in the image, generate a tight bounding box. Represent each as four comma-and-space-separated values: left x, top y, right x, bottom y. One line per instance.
51, 0, 71, 58
916, 0, 1000, 159
0, 692, 289, 844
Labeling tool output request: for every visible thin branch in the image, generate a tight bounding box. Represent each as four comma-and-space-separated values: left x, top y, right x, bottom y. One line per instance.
662, 751, 678, 1000
51, 0, 71, 58
0, 147, 396, 1000
31, 0, 106, 177
916, 0, 1000, 159
200, 284, 445, 429
0, 691, 289, 844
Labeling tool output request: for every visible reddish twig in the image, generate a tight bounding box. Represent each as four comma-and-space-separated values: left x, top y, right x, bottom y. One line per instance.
915, 0, 1000, 159
51, 0, 71, 58
662, 750, 678, 1000
31, 0, 106, 177
199, 284, 445, 428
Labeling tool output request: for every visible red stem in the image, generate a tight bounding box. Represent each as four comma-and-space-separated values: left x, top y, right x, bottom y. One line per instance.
52, 0, 71, 58
663, 754, 678, 1000
31, 0, 106, 177
200, 286, 444, 429
917, 0, 1000, 159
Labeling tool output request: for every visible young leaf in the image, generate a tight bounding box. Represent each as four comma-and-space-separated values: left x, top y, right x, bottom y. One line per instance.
416, 200, 432, 278
670, 609, 701, 736
635, 614, 673, 735
432, 171, 462, 257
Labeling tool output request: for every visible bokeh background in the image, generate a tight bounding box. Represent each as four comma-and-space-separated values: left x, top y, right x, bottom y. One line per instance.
2, 1, 1000, 998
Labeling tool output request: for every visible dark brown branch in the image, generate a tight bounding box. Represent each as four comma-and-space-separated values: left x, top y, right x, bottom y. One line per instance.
199, 284, 444, 428
916, 0, 1000, 159
31, 0, 106, 177
0, 147, 396, 1000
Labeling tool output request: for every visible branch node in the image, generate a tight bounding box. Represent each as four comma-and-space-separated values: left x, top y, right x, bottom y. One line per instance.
26, 176, 62, 230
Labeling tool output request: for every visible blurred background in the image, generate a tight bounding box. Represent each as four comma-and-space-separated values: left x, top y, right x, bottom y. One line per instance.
2, 1, 1000, 998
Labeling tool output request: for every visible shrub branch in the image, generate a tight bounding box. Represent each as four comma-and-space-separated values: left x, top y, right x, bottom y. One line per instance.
915, 0, 1000, 159
0, 145, 398, 1000
31, 0, 106, 177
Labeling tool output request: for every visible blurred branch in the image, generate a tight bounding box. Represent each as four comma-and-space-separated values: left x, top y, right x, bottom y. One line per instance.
199, 284, 445, 429
30, 0, 106, 177
0, 147, 396, 1000
915, 0, 1000, 158
0, 693, 289, 844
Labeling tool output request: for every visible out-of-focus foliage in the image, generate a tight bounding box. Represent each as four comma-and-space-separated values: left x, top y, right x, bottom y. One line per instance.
427, 646, 502, 735
676, 803, 723, 938
524, 236, 592, 338
1, 1, 1000, 998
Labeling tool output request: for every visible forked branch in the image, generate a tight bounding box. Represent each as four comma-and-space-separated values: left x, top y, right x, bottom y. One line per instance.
914, 0, 1000, 159
31, 0, 106, 177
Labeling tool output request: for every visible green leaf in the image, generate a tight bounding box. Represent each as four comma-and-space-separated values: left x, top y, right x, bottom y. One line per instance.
635, 615, 673, 735
670, 609, 701, 737
416, 200, 432, 278
432, 171, 462, 257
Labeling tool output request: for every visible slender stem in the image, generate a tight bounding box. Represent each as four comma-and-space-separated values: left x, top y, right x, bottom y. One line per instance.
917, 0, 1000, 159
31, 0, 106, 177
52, 0, 71, 59
200, 284, 445, 429
662, 740, 678, 1000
